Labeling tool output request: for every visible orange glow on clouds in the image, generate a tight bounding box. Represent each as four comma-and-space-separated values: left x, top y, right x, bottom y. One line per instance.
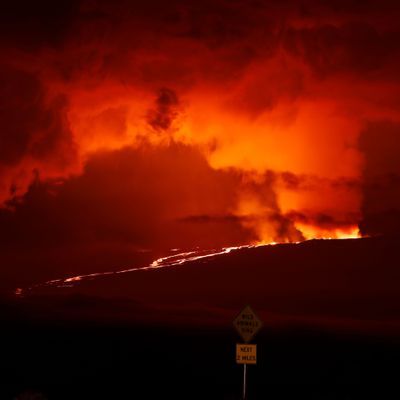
50, 62, 364, 244
294, 225, 361, 241
2, 0, 400, 251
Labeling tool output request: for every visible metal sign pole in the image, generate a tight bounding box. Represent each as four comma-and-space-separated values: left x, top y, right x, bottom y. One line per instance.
243, 363, 247, 400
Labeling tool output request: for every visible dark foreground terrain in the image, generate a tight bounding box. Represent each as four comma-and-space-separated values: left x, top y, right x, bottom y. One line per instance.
1, 320, 400, 399
1, 236, 400, 399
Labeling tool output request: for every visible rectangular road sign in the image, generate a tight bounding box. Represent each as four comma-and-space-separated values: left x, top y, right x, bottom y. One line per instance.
236, 344, 257, 364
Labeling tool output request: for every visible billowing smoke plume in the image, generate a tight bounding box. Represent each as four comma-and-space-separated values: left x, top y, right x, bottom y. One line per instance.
1, 0, 400, 286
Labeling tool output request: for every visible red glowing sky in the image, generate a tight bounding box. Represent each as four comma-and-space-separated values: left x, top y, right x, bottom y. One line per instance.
1, 0, 400, 290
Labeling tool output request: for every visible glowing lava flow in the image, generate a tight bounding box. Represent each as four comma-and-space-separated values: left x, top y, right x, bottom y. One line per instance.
15, 244, 260, 296
15, 234, 362, 297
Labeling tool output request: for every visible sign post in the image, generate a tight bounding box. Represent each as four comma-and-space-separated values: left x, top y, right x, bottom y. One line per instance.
233, 306, 263, 400
243, 364, 247, 399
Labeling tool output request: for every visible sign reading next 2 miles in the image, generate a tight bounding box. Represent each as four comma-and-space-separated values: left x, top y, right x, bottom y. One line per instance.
236, 344, 257, 364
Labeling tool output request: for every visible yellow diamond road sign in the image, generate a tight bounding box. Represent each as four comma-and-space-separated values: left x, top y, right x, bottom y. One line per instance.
233, 305, 262, 343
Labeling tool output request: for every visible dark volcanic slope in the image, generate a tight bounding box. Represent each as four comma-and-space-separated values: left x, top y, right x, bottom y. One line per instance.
12, 236, 400, 331
3, 236, 400, 399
